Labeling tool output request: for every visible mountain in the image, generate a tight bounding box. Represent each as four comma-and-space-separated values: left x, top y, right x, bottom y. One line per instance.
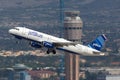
0, 0, 53, 8
0, 0, 119, 53
0, 0, 119, 10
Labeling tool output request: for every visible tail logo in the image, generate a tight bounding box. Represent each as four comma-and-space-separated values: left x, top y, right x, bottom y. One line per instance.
88, 34, 107, 51
93, 43, 101, 48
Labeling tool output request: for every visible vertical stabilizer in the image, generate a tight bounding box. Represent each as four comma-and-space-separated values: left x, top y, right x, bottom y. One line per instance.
88, 34, 107, 51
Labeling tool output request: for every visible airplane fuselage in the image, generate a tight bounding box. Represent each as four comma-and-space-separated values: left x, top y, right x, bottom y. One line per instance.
9, 27, 106, 56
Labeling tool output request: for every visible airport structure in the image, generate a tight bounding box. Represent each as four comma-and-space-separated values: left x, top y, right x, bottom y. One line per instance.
64, 11, 83, 80
8, 64, 31, 80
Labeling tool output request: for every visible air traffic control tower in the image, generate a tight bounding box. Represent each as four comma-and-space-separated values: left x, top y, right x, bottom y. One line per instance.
64, 11, 83, 80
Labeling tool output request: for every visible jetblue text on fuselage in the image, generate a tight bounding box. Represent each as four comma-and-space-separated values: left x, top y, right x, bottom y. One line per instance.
28, 31, 43, 38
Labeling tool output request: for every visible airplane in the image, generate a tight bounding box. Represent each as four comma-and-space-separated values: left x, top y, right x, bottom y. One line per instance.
9, 27, 107, 56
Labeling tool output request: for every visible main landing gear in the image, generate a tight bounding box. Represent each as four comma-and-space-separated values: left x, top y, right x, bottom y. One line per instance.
46, 48, 56, 54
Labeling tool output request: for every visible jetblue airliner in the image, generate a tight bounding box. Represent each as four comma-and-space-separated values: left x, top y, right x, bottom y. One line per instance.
9, 27, 107, 56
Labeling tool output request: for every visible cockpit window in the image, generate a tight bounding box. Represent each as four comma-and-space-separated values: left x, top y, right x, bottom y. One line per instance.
14, 27, 19, 30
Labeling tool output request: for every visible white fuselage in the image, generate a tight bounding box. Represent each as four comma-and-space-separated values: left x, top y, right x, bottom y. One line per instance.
9, 27, 105, 56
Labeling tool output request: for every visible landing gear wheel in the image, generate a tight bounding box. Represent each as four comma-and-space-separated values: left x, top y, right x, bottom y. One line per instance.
46, 48, 56, 54
52, 50, 56, 54
46, 50, 50, 54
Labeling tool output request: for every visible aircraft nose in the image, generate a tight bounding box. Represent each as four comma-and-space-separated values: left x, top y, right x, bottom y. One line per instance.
9, 29, 14, 34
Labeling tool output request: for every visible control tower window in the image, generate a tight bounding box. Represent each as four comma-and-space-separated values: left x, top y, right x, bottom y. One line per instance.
65, 27, 82, 30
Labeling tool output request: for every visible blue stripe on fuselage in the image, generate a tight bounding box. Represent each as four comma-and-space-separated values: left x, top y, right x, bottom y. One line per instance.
56, 47, 80, 55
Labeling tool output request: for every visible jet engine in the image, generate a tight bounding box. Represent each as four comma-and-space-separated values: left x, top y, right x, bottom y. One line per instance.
15, 35, 22, 39
30, 41, 42, 48
43, 41, 54, 48
43, 41, 56, 54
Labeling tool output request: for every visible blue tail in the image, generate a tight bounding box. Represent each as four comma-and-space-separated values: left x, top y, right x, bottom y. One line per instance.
88, 34, 107, 51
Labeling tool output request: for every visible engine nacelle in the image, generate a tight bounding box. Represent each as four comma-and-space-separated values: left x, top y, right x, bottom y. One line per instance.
30, 41, 42, 48
43, 41, 54, 48
15, 35, 22, 39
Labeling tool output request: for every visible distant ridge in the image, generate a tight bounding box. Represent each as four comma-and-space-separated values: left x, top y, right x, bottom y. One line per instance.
0, 0, 53, 8
0, 0, 119, 11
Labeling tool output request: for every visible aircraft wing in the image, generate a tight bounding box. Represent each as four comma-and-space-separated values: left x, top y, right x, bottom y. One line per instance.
53, 42, 76, 47
42, 41, 76, 48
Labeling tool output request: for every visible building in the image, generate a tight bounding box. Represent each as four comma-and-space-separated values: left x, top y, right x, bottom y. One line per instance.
106, 75, 120, 80
13, 71, 31, 80
64, 11, 83, 80
97, 74, 106, 80
8, 64, 31, 80
64, 11, 83, 42
0, 69, 12, 80
0, 64, 31, 80
28, 70, 57, 79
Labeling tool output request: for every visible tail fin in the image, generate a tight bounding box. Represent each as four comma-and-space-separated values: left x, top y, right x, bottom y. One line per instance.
88, 34, 107, 51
